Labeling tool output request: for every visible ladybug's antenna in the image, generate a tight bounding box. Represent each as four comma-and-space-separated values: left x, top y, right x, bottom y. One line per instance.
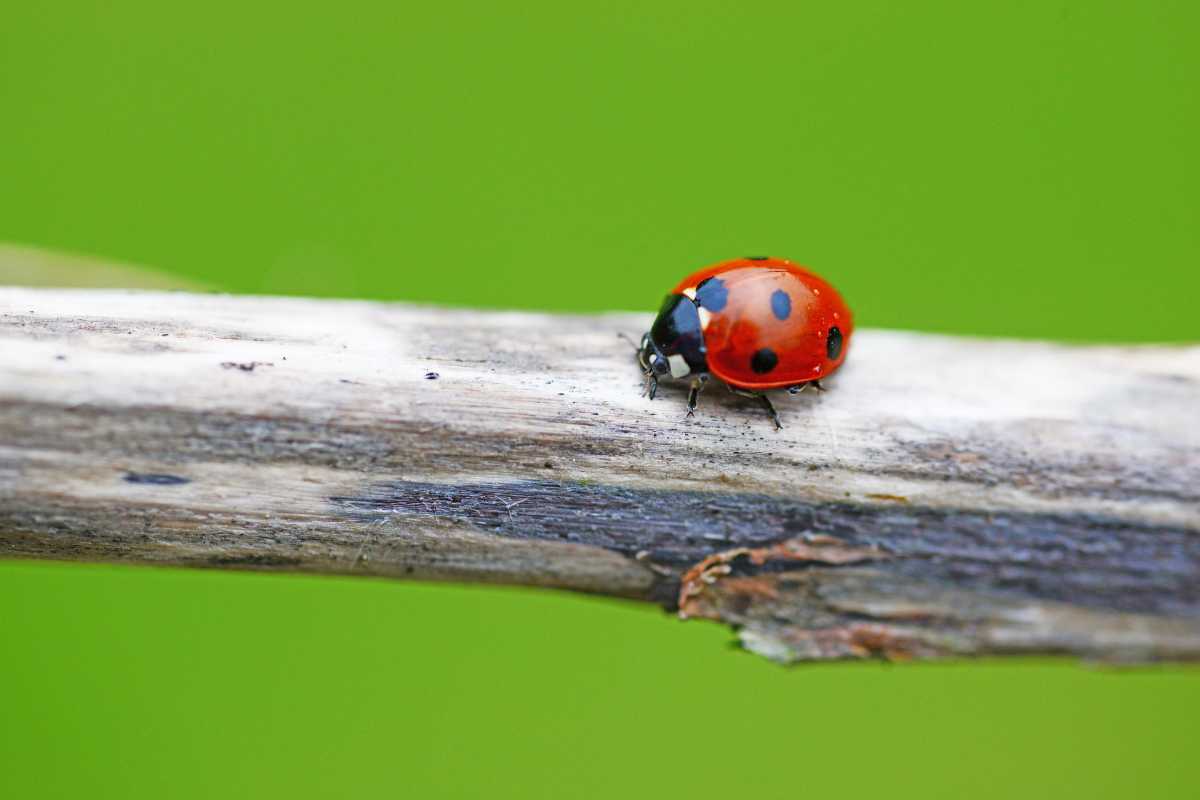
616, 332, 641, 352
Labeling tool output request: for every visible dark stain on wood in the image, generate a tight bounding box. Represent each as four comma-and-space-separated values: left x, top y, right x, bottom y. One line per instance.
123, 472, 191, 486
330, 479, 1200, 618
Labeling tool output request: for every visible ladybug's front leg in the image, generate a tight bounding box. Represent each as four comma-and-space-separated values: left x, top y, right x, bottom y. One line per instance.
643, 372, 658, 400
686, 374, 709, 418
634, 333, 660, 400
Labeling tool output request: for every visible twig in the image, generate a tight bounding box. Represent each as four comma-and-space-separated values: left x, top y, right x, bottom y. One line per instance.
1, 284, 1198, 663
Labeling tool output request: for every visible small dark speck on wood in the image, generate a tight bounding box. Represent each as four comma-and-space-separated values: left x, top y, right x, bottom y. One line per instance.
221, 361, 273, 371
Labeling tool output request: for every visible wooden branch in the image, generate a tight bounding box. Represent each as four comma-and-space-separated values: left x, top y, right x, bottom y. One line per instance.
2, 285, 1198, 664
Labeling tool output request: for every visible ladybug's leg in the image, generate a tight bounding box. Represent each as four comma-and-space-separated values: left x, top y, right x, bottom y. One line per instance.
756, 393, 783, 430
643, 372, 658, 400
728, 386, 783, 429
810, 379, 826, 392
686, 374, 709, 418
635, 333, 660, 400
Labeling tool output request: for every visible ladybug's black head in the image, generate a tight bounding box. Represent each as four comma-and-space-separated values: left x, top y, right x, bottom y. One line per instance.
638, 293, 708, 382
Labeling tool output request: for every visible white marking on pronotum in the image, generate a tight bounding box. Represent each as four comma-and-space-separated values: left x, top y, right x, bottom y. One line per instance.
667, 354, 691, 378
681, 287, 697, 300
697, 307, 713, 329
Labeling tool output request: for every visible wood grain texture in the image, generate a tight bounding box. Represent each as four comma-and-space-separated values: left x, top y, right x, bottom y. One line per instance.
2, 286, 1198, 663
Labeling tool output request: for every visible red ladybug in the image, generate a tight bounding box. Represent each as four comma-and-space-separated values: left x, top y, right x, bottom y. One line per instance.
637, 256, 853, 428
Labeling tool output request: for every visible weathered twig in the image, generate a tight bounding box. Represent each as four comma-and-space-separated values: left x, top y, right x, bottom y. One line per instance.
2, 285, 1198, 663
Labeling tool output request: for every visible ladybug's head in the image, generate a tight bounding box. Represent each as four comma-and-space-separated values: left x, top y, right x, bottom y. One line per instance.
638, 293, 708, 383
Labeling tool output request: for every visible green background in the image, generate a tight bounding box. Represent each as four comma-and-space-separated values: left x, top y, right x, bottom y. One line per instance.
2, 2, 1197, 798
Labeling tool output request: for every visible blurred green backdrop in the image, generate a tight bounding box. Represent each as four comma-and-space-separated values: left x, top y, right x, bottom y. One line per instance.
2, 2, 1198, 798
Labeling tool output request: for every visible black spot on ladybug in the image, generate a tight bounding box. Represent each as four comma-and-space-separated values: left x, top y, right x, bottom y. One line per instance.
750, 347, 778, 374
746, 255, 769, 260
827, 326, 843, 360
695, 277, 728, 312
770, 289, 791, 320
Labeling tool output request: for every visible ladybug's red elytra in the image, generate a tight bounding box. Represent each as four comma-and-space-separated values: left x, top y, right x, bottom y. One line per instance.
637, 256, 853, 428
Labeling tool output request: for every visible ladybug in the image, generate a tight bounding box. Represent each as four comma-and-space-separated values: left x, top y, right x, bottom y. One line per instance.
636, 256, 853, 428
